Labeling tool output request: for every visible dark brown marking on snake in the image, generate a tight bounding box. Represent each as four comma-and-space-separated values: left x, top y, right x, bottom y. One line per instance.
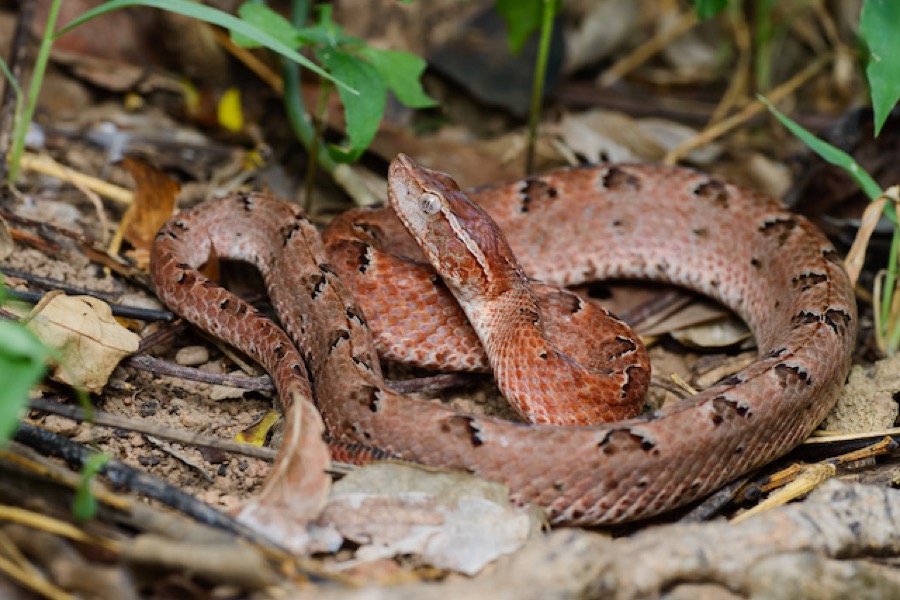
758, 217, 798, 244
518, 178, 560, 213
792, 272, 828, 291
439, 415, 484, 447
824, 308, 852, 336
599, 167, 641, 191
710, 395, 752, 426
775, 362, 813, 387
692, 179, 729, 206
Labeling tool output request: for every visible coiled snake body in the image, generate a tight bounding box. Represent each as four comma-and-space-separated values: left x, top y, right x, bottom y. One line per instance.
151, 154, 855, 525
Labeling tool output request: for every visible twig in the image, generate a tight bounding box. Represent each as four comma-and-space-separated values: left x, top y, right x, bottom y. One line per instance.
136, 320, 189, 353
663, 53, 834, 165
17, 152, 133, 205
28, 397, 277, 461
0, 206, 147, 285
12, 423, 277, 547
0, 266, 121, 302
707, 8, 751, 126
386, 372, 476, 394
2, 288, 173, 322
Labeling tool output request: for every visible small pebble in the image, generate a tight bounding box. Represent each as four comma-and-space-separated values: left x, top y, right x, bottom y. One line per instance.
175, 345, 209, 366
41, 415, 80, 436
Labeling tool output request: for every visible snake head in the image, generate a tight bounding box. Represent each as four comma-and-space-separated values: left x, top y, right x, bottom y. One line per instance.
388, 154, 523, 302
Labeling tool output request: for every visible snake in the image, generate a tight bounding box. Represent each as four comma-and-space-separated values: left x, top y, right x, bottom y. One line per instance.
150, 153, 856, 525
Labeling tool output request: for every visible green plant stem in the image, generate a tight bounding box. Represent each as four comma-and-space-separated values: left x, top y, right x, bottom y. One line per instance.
7, 0, 62, 182
524, 0, 556, 175
0, 0, 32, 185
753, 0, 774, 91
282, 0, 336, 175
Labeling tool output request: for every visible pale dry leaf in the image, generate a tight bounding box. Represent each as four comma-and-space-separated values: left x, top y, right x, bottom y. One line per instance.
0, 215, 13, 260
669, 318, 751, 350
552, 110, 664, 164
319, 462, 542, 575
636, 118, 723, 166
24, 294, 140, 393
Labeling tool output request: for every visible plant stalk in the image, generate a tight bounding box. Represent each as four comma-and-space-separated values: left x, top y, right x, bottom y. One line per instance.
8, 0, 62, 182
524, 0, 556, 175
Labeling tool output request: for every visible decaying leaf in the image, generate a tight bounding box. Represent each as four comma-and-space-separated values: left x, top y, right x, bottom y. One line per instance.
24, 293, 140, 393
669, 317, 751, 350
319, 462, 543, 575
235, 389, 335, 554
118, 157, 180, 268
640, 300, 750, 349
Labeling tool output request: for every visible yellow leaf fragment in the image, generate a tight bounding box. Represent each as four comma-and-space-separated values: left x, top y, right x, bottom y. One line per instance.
235, 409, 282, 446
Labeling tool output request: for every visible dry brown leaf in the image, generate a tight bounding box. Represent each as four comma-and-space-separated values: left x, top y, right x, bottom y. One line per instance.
119, 157, 180, 268
319, 463, 542, 575
235, 390, 335, 554
24, 293, 140, 393
199, 241, 220, 283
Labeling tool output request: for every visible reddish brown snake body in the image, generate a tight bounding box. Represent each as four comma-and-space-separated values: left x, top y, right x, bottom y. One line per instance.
151, 154, 855, 525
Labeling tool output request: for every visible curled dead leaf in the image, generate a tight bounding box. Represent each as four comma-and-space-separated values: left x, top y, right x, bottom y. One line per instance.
235, 390, 334, 554
118, 157, 180, 269
24, 294, 140, 393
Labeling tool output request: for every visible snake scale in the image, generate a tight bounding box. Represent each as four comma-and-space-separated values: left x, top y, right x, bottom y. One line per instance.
151, 154, 855, 525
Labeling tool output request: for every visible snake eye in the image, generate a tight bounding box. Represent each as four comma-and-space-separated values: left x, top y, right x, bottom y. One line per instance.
418, 193, 441, 215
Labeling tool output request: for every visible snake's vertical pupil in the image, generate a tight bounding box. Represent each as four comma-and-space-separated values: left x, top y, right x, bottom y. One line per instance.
418, 193, 441, 215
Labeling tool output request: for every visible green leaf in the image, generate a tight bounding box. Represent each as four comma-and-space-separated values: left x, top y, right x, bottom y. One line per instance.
73, 452, 109, 522
293, 25, 344, 47
0, 56, 21, 97
358, 47, 437, 108
0, 321, 50, 445
304, 4, 360, 48
316, 48, 385, 163
759, 95, 887, 215
496, 0, 544, 54
861, 0, 900, 136
234, 3, 300, 49
691, 0, 731, 19
57, 0, 357, 95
